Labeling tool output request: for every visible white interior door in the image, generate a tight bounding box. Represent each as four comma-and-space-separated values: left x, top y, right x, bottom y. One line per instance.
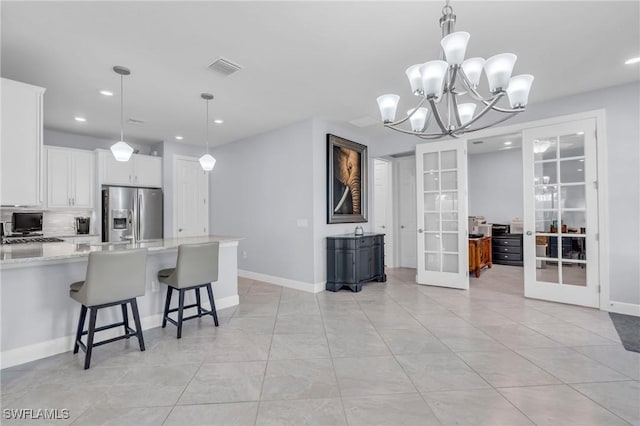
374, 159, 393, 267
396, 156, 417, 268
523, 118, 599, 307
416, 139, 469, 289
174, 156, 209, 237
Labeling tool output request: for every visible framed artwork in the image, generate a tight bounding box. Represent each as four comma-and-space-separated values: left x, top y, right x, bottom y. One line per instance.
327, 134, 367, 224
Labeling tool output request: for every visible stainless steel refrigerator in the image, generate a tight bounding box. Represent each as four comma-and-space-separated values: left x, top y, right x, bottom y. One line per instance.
102, 186, 163, 242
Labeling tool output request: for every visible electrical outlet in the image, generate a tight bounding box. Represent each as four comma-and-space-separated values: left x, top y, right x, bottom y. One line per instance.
242, 251, 248, 259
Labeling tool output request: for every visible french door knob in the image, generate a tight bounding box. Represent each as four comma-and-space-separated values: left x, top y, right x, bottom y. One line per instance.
179, 228, 183, 232
418, 229, 424, 234
526, 231, 533, 236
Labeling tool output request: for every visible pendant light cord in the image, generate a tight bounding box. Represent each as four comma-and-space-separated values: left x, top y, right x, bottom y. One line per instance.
120, 73, 124, 142
206, 99, 210, 154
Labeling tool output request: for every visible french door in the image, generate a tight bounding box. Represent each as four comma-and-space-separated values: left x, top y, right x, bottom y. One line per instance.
523, 119, 599, 307
416, 139, 469, 289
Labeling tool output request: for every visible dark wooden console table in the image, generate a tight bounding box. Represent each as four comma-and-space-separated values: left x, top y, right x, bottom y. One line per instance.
326, 233, 386, 292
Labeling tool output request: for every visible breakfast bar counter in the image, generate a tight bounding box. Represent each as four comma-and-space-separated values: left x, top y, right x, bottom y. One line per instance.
0, 235, 242, 368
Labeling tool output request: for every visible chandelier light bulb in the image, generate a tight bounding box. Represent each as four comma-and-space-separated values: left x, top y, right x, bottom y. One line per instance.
111, 141, 134, 162
484, 53, 517, 93
441, 31, 470, 66
461, 57, 485, 87
407, 107, 429, 132
377, 94, 400, 123
506, 74, 534, 108
457, 103, 477, 125
405, 64, 424, 95
420, 60, 449, 98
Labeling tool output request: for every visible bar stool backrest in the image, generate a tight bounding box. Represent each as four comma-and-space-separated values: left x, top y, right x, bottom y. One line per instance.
79, 248, 148, 306
175, 242, 220, 288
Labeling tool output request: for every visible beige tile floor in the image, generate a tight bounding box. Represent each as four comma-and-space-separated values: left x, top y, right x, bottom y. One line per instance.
1, 264, 638, 425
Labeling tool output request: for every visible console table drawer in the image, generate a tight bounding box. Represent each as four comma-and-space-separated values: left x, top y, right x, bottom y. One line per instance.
493, 245, 521, 255
494, 252, 522, 262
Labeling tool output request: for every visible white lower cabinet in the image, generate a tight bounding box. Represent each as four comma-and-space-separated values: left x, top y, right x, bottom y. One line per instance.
98, 151, 162, 188
46, 147, 95, 209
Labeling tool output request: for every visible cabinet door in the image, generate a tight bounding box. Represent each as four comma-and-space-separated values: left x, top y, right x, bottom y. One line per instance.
335, 250, 356, 284
1, 79, 44, 206
101, 151, 134, 186
46, 148, 72, 208
71, 150, 95, 208
133, 155, 162, 188
372, 242, 384, 276
357, 246, 372, 280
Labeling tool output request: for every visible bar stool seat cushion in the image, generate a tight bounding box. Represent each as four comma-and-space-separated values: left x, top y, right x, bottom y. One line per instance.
158, 268, 176, 286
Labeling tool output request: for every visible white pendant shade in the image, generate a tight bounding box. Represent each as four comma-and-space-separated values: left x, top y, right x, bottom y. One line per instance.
457, 103, 477, 125
405, 64, 423, 95
441, 31, 470, 65
506, 74, 534, 108
407, 107, 429, 132
484, 53, 517, 93
377, 94, 400, 123
110, 141, 134, 162
199, 154, 216, 171
461, 57, 485, 87
420, 60, 449, 98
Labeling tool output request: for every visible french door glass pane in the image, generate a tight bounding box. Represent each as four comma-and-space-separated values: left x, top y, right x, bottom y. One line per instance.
442, 233, 458, 252
442, 254, 458, 273
441, 150, 457, 169
424, 193, 438, 211
562, 211, 586, 231
562, 236, 586, 261
560, 159, 585, 183
442, 212, 459, 231
425, 213, 440, 231
537, 263, 560, 284
441, 171, 458, 190
562, 263, 587, 286
424, 152, 438, 171
534, 162, 557, 184
424, 172, 438, 191
560, 185, 586, 209
535, 185, 557, 210
425, 253, 440, 271
440, 192, 458, 211
535, 210, 558, 233
559, 133, 585, 158
425, 233, 440, 251
535, 139, 557, 161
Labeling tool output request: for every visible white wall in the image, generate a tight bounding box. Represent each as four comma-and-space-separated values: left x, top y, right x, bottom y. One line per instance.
368, 82, 640, 305
468, 148, 523, 225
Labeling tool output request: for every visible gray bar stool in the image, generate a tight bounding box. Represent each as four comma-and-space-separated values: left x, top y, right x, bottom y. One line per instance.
158, 242, 219, 338
70, 248, 148, 369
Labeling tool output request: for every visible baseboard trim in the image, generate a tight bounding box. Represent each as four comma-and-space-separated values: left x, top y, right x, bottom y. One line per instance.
238, 270, 325, 293
0, 294, 239, 369
605, 301, 640, 317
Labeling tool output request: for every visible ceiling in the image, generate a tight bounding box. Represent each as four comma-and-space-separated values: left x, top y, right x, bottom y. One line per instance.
468, 133, 521, 155
2, 1, 639, 147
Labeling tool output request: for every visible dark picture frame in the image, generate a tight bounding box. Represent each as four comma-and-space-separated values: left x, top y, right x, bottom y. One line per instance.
327, 134, 368, 224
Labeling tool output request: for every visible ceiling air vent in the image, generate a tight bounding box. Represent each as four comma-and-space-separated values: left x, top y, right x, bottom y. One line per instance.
208, 57, 243, 76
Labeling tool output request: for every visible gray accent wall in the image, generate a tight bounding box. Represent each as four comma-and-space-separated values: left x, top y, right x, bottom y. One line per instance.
468, 148, 523, 225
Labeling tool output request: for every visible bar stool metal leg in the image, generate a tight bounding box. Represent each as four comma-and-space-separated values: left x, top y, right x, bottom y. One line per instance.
162, 287, 173, 328
130, 298, 145, 351
177, 289, 185, 339
121, 304, 130, 338
84, 307, 98, 370
74, 305, 87, 354
206, 283, 219, 327
195, 288, 202, 315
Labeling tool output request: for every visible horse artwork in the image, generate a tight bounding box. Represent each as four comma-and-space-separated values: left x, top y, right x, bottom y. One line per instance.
327, 134, 367, 224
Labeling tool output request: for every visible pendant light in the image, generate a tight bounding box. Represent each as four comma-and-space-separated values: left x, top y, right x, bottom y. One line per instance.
110, 66, 134, 162
199, 93, 216, 171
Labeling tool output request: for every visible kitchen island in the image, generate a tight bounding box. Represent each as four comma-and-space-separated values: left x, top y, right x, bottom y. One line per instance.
0, 235, 241, 368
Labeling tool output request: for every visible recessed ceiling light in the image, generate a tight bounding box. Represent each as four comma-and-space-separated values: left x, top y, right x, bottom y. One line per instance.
175, 136, 184, 140
577, 168, 583, 172
99, 90, 114, 96
579, 159, 585, 162
625, 56, 640, 65
213, 119, 224, 124
74, 116, 86, 122
576, 131, 584, 135
504, 141, 512, 145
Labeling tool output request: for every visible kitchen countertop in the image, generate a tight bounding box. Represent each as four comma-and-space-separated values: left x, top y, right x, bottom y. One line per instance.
0, 235, 242, 267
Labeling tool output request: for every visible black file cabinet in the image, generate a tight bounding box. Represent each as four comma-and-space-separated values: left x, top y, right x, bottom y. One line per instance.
492, 233, 523, 266
326, 233, 386, 292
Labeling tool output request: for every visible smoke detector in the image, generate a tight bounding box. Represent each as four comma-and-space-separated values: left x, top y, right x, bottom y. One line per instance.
208, 57, 243, 76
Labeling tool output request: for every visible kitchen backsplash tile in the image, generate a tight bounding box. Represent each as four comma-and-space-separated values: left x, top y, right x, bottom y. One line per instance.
1, 209, 95, 236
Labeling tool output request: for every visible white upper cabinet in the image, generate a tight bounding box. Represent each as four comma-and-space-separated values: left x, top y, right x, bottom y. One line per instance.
1, 78, 46, 206
46, 147, 95, 209
98, 150, 162, 188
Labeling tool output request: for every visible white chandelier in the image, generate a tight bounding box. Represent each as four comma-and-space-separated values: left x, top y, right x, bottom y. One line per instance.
376, 1, 534, 139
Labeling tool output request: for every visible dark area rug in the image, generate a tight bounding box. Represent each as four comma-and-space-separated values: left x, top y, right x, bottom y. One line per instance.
609, 313, 640, 353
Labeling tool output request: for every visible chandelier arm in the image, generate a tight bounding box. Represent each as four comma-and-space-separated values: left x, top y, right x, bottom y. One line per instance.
458, 112, 519, 133
384, 123, 451, 139
450, 90, 463, 128
429, 99, 449, 134
457, 69, 503, 103
457, 95, 503, 131
384, 96, 429, 127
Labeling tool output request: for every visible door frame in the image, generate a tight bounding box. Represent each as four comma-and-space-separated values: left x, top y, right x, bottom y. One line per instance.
462, 109, 609, 309
172, 154, 210, 237
373, 157, 395, 267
